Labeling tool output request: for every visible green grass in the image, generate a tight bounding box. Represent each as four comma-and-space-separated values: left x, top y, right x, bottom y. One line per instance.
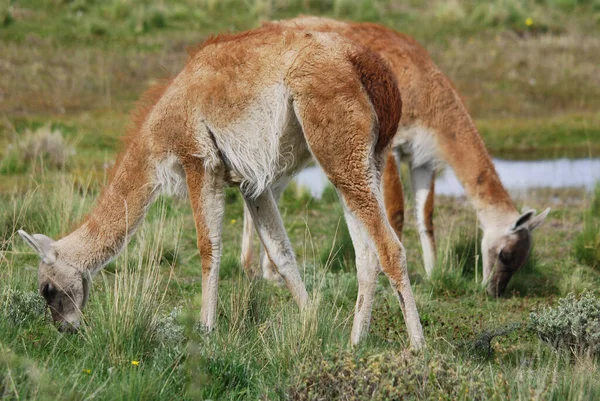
574, 183, 600, 268
2, 0, 600, 44
591, 182, 600, 217
478, 114, 600, 159
1, 171, 599, 400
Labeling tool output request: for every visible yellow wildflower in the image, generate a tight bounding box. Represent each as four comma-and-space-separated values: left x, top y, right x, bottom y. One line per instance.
131, 360, 140, 366
230, 219, 237, 225
82, 368, 91, 374
525, 17, 533, 27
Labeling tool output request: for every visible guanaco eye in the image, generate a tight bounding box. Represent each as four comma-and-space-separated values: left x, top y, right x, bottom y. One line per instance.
41, 283, 56, 302
499, 250, 513, 264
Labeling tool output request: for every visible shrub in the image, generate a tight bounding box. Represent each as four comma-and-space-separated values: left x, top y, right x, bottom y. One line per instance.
289, 350, 500, 400
528, 292, 600, 356
1, 6, 14, 26
2, 289, 46, 326
86, 18, 109, 36
154, 307, 185, 346
1, 124, 75, 174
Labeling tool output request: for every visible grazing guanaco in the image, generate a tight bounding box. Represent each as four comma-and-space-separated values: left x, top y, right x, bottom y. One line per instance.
19, 25, 425, 348
241, 17, 549, 297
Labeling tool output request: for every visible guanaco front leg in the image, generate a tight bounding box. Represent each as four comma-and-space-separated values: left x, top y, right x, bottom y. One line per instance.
243, 189, 309, 309
241, 203, 259, 279
184, 161, 225, 331
410, 162, 436, 276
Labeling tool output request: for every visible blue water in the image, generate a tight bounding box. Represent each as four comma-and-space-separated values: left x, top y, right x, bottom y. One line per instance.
294, 158, 600, 198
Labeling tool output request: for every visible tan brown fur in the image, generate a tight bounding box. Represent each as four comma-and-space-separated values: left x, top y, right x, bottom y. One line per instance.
183, 27, 306, 128
184, 161, 214, 271
286, 46, 423, 343
249, 16, 550, 296
269, 17, 515, 215
186, 24, 285, 59
20, 25, 426, 347
383, 154, 405, 240
424, 178, 435, 248
348, 50, 402, 153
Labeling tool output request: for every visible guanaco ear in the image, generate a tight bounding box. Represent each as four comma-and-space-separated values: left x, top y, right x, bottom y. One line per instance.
510, 210, 536, 231
510, 208, 550, 232
17, 230, 56, 264
527, 207, 551, 231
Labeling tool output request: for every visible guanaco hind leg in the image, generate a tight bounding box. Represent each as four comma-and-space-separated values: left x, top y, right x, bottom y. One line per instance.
292, 109, 425, 348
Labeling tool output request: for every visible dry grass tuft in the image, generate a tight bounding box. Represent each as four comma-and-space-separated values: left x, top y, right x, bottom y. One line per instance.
1, 124, 75, 173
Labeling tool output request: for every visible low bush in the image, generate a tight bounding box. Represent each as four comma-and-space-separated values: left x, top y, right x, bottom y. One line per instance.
1, 124, 75, 174
154, 307, 185, 346
1, 289, 46, 326
528, 291, 600, 356
289, 350, 503, 400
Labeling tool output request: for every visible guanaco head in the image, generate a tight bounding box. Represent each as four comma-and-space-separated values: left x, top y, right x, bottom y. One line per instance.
18, 230, 90, 332
482, 208, 550, 297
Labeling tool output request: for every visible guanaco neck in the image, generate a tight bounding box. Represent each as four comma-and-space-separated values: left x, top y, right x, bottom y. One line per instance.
53, 139, 158, 274
432, 96, 518, 232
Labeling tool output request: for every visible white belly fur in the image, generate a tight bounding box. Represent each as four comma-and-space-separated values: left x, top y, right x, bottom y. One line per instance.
392, 124, 443, 169
206, 83, 310, 198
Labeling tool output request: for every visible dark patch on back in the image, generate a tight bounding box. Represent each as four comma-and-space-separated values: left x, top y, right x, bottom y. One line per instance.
348, 49, 402, 154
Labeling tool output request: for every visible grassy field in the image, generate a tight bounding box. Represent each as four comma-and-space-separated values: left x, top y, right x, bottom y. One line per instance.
1, 0, 600, 400
2, 175, 600, 400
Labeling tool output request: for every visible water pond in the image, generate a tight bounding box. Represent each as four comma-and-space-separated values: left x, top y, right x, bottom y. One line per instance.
294, 158, 600, 198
